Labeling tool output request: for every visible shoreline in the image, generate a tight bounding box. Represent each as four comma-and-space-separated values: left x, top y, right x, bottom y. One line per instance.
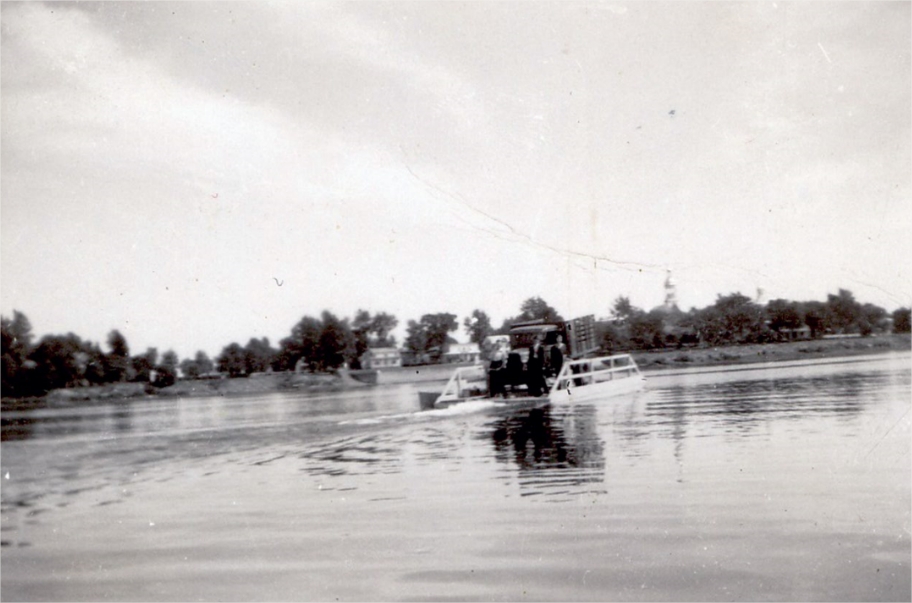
3, 334, 908, 411
642, 349, 911, 379
632, 332, 910, 373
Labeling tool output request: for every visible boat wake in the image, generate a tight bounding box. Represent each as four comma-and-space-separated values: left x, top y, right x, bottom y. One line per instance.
339, 398, 502, 427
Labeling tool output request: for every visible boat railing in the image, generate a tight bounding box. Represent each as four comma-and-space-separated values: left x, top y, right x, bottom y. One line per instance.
437, 364, 488, 403
550, 354, 641, 393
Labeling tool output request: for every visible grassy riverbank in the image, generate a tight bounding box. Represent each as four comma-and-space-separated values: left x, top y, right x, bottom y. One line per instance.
1, 372, 353, 411
3, 335, 908, 411
632, 333, 910, 371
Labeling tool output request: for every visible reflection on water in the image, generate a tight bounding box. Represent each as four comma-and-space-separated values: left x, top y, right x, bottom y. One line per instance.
489, 403, 605, 496
1, 354, 909, 601
1, 413, 37, 442
646, 368, 897, 447
1, 388, 398, 444
301, 432, 406, 477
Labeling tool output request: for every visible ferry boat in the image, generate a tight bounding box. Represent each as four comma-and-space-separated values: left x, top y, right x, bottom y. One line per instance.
418, 316, 646, 410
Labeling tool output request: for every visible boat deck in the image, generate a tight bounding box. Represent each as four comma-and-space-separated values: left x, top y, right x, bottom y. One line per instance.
419, 353, 646, 410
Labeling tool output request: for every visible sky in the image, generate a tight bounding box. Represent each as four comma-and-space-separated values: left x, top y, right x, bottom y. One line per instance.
2, 1, 910, 360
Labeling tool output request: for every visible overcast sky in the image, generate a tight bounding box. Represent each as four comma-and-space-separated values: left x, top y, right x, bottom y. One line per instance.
2, 1, 910, 359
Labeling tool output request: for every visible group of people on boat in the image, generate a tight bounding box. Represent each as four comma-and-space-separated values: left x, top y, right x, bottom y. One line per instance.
487, 333, 565, 398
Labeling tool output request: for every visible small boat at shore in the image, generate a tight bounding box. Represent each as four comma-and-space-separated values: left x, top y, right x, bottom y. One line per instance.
419, 352, 646, 410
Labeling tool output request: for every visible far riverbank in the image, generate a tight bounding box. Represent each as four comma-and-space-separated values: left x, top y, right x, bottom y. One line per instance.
631, 332, 910, 371
2, 334, 908, 411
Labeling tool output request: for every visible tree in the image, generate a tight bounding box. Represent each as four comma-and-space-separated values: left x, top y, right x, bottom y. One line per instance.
689, 293, 764, 345
352, 310, 399, 355
518, 297, 563, 323
180, 350, 214, 379
155, 350, 179, 387
598, 320, 629, 354
601, 298, 670, 350
1, 310, 33, 356
2, 310, 34, 396
893, 308, 911, 333
463, 309, 493, 345
801, 301, 827, 338
276, 312, 357, 373
674, 310, 701, 347
628, 309, 667, 349
858, 303, 888, 336
278, 315, 323, 372
131, 348, 158, 382
404, 313, 457, 363
217, 342, 247, 377
404, 319, 429, 358
317, 311, 354, 371
612, 296, 636, 322
495, 297, 565, 334
766, 299, 804, 335
706, 293, 765, 344
244, 337, 276, 374
81, 342, 107, 385
195, 350, 214, 375
826, 289, 861, 334
106, 329, 129, 357
105, 329, 132, 382
28, 333, 94, 392
421, 313, 458, 362
351, 309, 373, 361
179, 357, 200, 379
370, 312, 398, 348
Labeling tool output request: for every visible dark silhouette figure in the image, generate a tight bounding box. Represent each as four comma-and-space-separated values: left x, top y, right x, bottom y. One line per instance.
505, 352, 525, 394
527, 337, 547, 397
549, 335, 565, 379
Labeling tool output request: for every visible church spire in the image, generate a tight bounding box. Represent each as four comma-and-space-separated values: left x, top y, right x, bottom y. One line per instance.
664, 270, 678, 311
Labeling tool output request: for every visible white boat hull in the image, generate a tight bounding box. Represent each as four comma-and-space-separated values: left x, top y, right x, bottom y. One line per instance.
547, 374, 646, 403
421, 353, 646, 410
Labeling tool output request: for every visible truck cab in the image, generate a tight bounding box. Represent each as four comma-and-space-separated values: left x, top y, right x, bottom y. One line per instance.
507, 315, 598, 362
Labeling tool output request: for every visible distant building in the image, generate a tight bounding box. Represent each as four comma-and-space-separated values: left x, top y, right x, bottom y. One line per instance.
650, 271, 690, 345
779, 326, 812, 341
443, 342, 481, 364
651, 270, 683, 317
361, 347, 402, 369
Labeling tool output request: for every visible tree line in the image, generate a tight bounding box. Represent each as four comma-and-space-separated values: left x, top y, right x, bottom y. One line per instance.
600, 289, 909, 353
2, 291, 909, 397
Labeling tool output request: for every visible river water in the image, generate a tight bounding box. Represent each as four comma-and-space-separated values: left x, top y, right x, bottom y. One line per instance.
1, 353, 909, 601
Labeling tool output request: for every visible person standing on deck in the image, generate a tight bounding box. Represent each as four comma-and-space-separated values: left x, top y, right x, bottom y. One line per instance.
527, 333, 547, 396
488, 341, 508, 398
549, 334, 565, 381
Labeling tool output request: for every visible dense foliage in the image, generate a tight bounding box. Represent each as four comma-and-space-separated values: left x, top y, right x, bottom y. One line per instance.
404, 313, 458, 364
495, 296, 564, 333
1, 315, 183, 396
598, 289, 905, 352
2, 289, 908, 397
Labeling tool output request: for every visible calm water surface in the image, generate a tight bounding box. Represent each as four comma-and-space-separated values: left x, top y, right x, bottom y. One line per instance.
2, 353, 910, 601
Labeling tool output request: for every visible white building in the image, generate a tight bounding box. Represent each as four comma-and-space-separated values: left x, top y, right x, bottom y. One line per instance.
443, 342, 481, 364
360, 347, 402, 369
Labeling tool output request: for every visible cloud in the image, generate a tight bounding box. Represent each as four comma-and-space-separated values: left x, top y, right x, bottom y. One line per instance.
2, 2, 909, 356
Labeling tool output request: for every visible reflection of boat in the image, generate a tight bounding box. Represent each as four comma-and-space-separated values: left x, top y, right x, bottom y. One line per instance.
490, 403, 606, 495
419, 353, 646, 410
